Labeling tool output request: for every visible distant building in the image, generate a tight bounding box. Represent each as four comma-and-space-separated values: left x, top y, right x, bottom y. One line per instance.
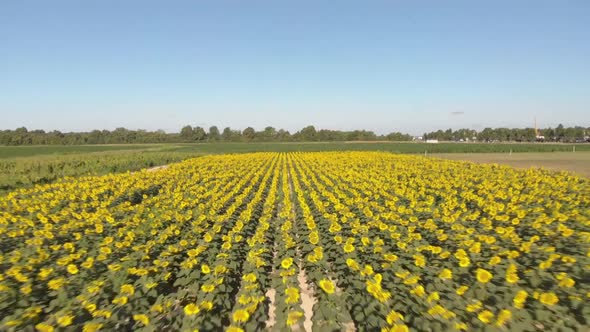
426, 139, 439, 143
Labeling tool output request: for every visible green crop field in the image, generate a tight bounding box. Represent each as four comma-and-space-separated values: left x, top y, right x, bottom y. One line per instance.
0, 150, 199, 193
0, 144, 165, 159
169, 142, 590, 154
2, 142, 589, 159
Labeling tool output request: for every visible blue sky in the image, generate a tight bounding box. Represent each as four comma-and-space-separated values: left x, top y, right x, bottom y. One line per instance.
1, 1, 588, 135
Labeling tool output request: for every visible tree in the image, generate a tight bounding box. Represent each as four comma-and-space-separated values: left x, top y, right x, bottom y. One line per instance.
88, 130, 104, 144
522, 128, 536, 142
243, 127, 256, 141
555, 124, 565, 142
180, 125, 194, 141
262, 126, 277, 141
385, 132, 412, 141
542, 127, 555, 141
14, 127, 28, 134
11, 127, 29, 145
299, 125, 317, 141
193, 126, 207, 141
208, 126, 220, 141
4, 124, 588, 145
112, 127, 130, 143
347, 130, 377, 141
479, 128, 493, 142
222, 127, 232, 141
277, 129, 291, 141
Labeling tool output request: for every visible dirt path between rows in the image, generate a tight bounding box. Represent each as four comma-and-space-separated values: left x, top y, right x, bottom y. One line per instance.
288, 163, 316, 332
146, 165, 169, 172
266, 158, 317, 332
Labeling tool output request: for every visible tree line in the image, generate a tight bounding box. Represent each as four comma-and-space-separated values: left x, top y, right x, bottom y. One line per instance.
0, 125, 412, 145
423, 124, 590, 143
1, 124, 588, 145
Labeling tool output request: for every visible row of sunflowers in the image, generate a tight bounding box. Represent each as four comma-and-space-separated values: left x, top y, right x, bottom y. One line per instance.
0, 152, 588, 331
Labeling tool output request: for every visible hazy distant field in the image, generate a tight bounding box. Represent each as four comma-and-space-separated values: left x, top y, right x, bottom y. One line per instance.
433, 152, 590, 178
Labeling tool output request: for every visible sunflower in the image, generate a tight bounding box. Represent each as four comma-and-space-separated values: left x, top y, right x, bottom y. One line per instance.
66, 264, 79, 275
478, 310, 494, 324
286, 311, 304, 326
319, 279, 335, 294
56, 314, 74, 327
133, 314, 149, 325
476, 268, 493, 283
184, 303, 200, 316
539, 292, 559, 306
438, 269, 452, 280
281, 258, 294, 269
232, 309, 250, 323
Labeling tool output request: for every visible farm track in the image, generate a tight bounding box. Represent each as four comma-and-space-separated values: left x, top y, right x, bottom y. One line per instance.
287, 159, 316, 332
0, 152, 589, 331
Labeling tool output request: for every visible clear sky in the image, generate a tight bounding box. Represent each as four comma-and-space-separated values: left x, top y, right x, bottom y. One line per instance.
1, 1, 588, 135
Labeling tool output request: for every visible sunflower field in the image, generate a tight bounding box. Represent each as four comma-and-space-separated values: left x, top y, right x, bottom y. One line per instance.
0, 152, 588, 332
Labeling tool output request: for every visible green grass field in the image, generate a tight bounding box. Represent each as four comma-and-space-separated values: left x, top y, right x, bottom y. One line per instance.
2, 141, 589, 159
156, 142, 590, 154
0, 144, 166, 159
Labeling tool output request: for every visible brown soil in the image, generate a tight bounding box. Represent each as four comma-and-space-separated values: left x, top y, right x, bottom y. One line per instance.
431, 152, 590, 178
146, 165, 169, 172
